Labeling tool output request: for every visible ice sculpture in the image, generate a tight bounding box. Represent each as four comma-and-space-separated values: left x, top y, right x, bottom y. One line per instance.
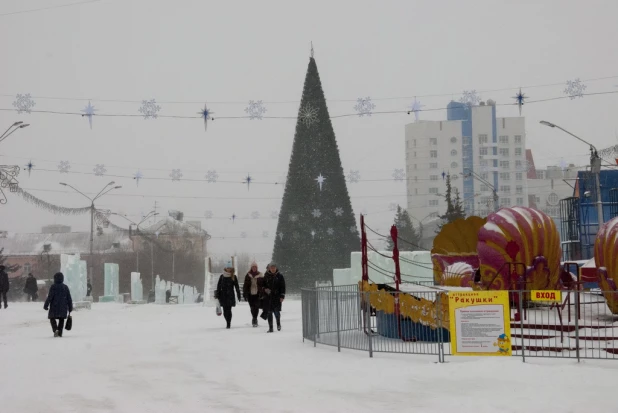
333, 268, 352, 286
594, 217, 618, 314
350, 251, 434, 284
131, 272, 143, 302
61, 253, 87, 302
99, 263, 122, 303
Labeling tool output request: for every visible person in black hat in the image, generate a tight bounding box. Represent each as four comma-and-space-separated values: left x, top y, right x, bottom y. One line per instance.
24, 272, 38, 301
263, 262, 286, 333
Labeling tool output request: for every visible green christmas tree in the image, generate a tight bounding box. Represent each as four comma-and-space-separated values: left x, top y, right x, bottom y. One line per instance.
437, 174, 466, 231
272, 55, 359, 291
385, 206, 421, 251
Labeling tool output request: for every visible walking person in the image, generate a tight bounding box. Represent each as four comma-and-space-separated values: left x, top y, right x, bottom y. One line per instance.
243, 262, 264, 327
24, 272, 38, 302
215, 264, 241, 329
43, 272, 73, 337
0, 265, 9, 309
263, 263, 286, 333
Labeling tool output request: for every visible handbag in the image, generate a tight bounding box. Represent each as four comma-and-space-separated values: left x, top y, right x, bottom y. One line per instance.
65, 315, 73, 331
216, 305, 222, 316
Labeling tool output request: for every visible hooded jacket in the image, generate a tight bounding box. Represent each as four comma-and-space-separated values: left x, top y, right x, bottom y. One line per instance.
0, 267, 9, 293
44, 272, 73, 319
215, 269, 241, 308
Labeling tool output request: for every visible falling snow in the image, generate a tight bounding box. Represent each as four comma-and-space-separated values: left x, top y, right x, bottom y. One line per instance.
353, 97, 376, 117
13, 93, 35, 114
245, 100, 267, 120
334, 207, 344, 217
347, 170, 361, 183
392, 169, 406, 182
298, 103, 319, 126
311, 209, 322, 218
459, 90, 481, 107
58, 161, 71, 174
93, 164, 107, 176
205, 170, 219, 183
169, 169, 183, 181
564, 78, 587, 99
138, 99, 161, 119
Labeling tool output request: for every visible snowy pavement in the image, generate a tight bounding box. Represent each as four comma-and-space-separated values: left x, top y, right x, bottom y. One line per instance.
1, 300, 617, 413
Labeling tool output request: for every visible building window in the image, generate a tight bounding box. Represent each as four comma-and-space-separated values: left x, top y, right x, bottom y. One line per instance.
413, 151, 417, 158
430, 175, 439, 181
430, 150, 438, 158
517, 197, 524, 206
480, 184, 489, 192
415, 188, 418, 195
514, 148, 522, 156
516, 185, 523, 194
480, 160, 488, 168
413, 139, 417, 147
499, 135, 509, 144
500, 197, 511, 206
451, 149, 457, 156
514, 135, 522, 144
23, 263, 31, 274
429, 200, 439, 206
548, 192, 559, 205
537, 170, 545, 179
429, 187, 439, 194
500, 185, 511, 193
481, 173, 489, 180
500, 160, 510, 169
515, 160, 522, 169
479, 147, 488, 156
450, 137, 457, 143
499, 148, 509, 157
430, 162, 438, 169
500, 172, 510, 180
478, 134, 488, 144
516, 173, 523, 181
414, 164, 417, 170
451, 162, 458, 169
451, 174, 458, 180
415, 176, 418, 182
430, 138, 437, 145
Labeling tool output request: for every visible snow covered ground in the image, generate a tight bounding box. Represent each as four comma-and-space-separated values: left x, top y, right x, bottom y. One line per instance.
1, 300, 617, 413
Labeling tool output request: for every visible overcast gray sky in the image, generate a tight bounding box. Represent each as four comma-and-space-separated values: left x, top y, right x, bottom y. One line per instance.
1, 0, 617, 257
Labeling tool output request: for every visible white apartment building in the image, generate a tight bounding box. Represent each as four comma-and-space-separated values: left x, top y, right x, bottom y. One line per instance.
405, 100, 528, 225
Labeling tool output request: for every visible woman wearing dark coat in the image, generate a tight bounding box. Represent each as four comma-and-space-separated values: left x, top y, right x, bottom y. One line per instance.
43, 272, 73, 337
263, 263, 286, 333
0, 265, 9, 309
215, 266, 241, 329
243, 262, 264, 327
24, 273, 38, 301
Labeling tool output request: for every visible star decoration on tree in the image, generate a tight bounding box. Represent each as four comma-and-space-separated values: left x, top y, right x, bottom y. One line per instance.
311, 209, 322, 218
513, 88, 527, 115
81, 100, 97, 129
310, 230, 316, 239
298, 103, 319, 126
289, 214, 298, 222
198, 103, 214, 131
24, 160, 35, 177
334, 207, 344, 217
315, 173, 325, 191
327, 228, 334, 236
349, 226, 357, 233
278, 232, 284, 240
134, 170, 144, 186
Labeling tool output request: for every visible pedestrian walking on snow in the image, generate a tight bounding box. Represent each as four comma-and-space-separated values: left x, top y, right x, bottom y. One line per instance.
215, 264, 241, 329
24, 273, 38, 301
243, 262, 264, 327
0, 265, 9, 309
43, 272, 73, 337
263, 263, 286, 333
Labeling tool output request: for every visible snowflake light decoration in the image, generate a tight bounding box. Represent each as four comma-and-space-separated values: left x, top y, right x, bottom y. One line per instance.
251, 211, 260, 219
245, 100, 267, 120
334, 207, 344, 217
327, 228, 334, 236
354, 97, 376, 117
349, 225, 357, 233
278, 232, 284, 241
513, 88, 527, 115
310, 230, 316, 239
459, 90, 481, 107
198, 103, 214, 131
134, 170, 144, 186
13, 93, 35, 114
24, 160, 35, 177
81, 100, 96, 129
205, 170, 219, 183
241, 232, 247, 238
204, 210, 213, 219
315, 173, 325, 191
270, 210, 279, 219
564, 78, 587, 99
138, 99, 161, 119
289, 214, 298, 222
392, 169, 405, 182
389, 202, 398, 211
312, 209, 322, 218
262, 231, 269, 238
169, 169, 183, 181
347, 170, 361, 183
58, 161, 71, 174
93, 164, 106, 176
408, 98, 424, 121
298, 103, 319, 126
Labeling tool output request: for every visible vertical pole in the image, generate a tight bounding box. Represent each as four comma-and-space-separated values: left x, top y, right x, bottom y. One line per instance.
518, 291, 526, 363
150, 242, 154, 290
437, 293, 444, 363
89, 202, 95, 294
360, 214, 368, 282
493, 190, 499, 212
365, 292, 373, 358
314, 290, 318, 347
390, 225, 402, 340
574, 289, 581, 362
335, 291, 341, 352
172, 252, 175, 282
595, 169, 604, 226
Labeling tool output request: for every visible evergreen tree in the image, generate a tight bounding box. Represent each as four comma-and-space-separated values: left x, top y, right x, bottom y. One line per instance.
272, 55, 359, 291
385, 206, 420, 251
437, 174, 466, 231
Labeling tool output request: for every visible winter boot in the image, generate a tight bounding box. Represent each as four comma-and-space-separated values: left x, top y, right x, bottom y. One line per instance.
54, 330, 59, 337
252, 318, 257, 327
226, 322, 231, 329
267, 328, 274, 333
277, 324, 281, 331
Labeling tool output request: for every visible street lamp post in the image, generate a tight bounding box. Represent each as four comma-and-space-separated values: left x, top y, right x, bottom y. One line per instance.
461, 170, 499, 213
109, 211, 158, 274
0, 121, 30, 144
540, 121, 603, 226
59, 182, 122, 292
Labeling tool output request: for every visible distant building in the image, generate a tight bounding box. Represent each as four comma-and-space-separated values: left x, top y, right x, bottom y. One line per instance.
41, 224, 71, 234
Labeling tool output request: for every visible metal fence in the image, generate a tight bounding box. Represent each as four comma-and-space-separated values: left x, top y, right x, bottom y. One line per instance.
301, 285, 618, 363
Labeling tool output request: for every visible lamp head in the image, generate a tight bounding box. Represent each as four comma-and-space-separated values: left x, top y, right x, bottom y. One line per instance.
540, 120, 556, 128
19, 124, 30, 129
59, 182, 67, 186
12, 121, 23, 127
114, 186, 122, 189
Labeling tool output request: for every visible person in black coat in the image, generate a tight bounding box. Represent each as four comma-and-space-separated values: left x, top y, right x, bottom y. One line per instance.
0, 265, 9, 309
263, 263, 286, 333
43, 272, 73, 337
243, 262, 264, 327
24, 273, 38, 301
215, 265, 241, 329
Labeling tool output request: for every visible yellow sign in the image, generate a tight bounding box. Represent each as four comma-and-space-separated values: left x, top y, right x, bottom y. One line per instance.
449, 291, 512, 356
530, 290, 561, 303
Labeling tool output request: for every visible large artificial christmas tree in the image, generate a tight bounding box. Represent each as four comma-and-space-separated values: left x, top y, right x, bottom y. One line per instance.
272, 54, 359, 291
